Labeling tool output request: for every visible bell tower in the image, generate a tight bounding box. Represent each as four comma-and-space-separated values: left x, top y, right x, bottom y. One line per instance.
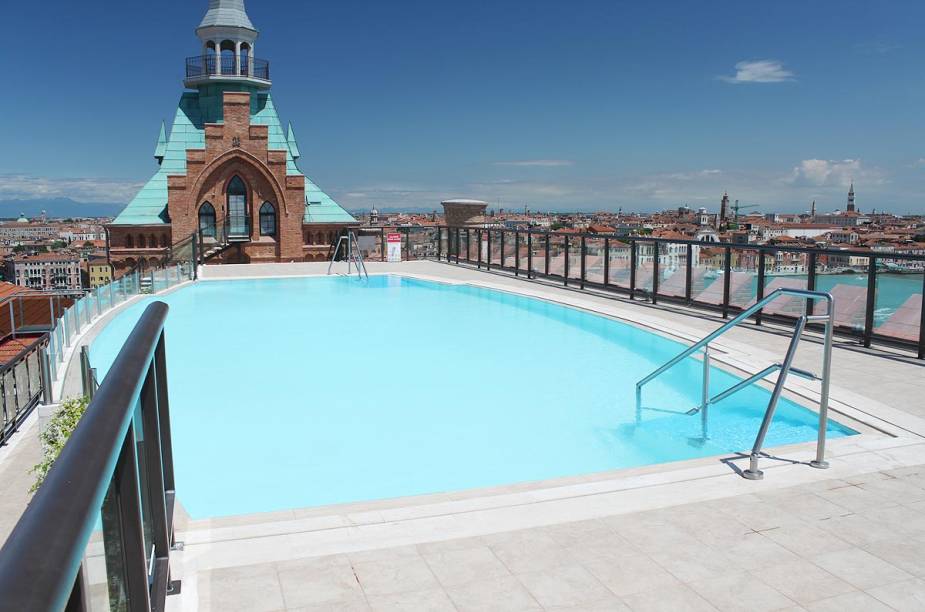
184, 0, 270, 90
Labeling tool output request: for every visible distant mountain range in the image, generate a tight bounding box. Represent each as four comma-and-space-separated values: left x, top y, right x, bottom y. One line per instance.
0, 198, 123, 220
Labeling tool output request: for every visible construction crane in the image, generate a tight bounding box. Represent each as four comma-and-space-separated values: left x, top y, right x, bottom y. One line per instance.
729, 200, 760, 228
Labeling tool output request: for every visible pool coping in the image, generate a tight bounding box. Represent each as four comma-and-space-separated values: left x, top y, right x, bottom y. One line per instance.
72, 264, 925, 573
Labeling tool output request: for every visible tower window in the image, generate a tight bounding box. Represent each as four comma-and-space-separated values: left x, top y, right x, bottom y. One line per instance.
259, 202, 276, 236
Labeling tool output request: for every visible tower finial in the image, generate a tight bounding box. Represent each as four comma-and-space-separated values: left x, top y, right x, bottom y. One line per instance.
154, 121, 167, 164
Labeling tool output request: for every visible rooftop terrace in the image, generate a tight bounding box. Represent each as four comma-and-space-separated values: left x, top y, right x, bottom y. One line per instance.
1, 257, 923, 611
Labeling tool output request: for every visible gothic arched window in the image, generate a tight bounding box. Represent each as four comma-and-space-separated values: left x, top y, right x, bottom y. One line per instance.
259, 202, 276, 236
226, 176, 248, 237
199, 202, 216, 238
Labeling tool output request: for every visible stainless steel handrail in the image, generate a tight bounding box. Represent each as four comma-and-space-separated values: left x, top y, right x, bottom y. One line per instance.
635, 288, 835, 480
327, 231, 369, 280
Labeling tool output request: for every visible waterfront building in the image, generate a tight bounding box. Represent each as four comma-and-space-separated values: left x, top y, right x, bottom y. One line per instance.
88, 258, 113, 288
6, 253, 83, 291
106, 0, 357, 274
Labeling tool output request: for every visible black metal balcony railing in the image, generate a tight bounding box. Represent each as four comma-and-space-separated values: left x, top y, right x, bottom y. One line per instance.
0, 302, 176, 611
185, 54, 270, 81
368, 226, 923, 358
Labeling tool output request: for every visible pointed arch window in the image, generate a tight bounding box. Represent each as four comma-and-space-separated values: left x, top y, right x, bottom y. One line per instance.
227, 176, 248, 237
199, 202, 216, 238
259, 202, 276, 236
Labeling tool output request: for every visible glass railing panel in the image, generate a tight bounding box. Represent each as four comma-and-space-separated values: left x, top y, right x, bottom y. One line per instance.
608, 240, 632, 289
26, 351, 41, 400
13, 360, 30, 414
727, 247, 761, 309
516, 234, 529, 274
489, 231, 503, 267
635, 241, 655, 294
691, 246, 727, 306
3, 371, 15, 425
502, 232, 518, 270
87, 479, 127, 611
762, 251, 810, 318
873, 267, 922, 344
585, 237, 605, 284
547, 234, 566, 278
815, 253, 869, 333
657, 242, 688, 298
563, 236, 578, 281
530, 233, 548, 276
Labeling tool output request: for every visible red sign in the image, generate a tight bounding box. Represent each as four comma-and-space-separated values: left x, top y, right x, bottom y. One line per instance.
387, 233, 402, 243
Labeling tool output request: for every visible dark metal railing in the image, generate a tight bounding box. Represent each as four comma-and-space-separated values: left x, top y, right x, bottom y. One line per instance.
433, 226, 925, 358
185, 54, 270, 81
0, 335, 50, 445
0, 302, 176, 611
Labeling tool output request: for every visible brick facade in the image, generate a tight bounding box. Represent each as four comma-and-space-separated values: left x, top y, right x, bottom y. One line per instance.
108, 91, 354, 274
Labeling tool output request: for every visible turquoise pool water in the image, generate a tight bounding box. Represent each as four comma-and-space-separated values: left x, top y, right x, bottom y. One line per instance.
90, 276, 855, 518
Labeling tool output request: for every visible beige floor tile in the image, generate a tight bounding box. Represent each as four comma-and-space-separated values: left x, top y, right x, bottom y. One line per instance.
445, 575, 541, 612
198, 566, 285, 612
515, 564, 614, 608
486, 530, 573, 574
812, 548, 912, 590
649, 545, 735, 583
620, 582, 717, 612
422, 545, 511, 587
720, 532, 800, 571
353, 557, 441, 596
581, 552, 681, 597
366, 588, 456, 612
862, 537, 925, 577
754, 559, 854, 604
689, 571, 795, 612
277, 560, 365, 608
804, 590, 892, 612
866, 577, 925, 611
545, 597, 631, 611
760, 521, 853, 558
541, 518, 617, 548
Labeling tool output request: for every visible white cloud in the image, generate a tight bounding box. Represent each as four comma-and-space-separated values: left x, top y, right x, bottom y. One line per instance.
0, 174, 143, 203
785, 159, 879, 187
493, 159, 575, 167
719, 60, 795, 84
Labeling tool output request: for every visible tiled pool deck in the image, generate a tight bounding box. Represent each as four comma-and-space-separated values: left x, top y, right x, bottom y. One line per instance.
3, 260, 924, 611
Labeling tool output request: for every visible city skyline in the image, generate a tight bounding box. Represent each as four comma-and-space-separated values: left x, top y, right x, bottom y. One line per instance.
3, 0, 924, 214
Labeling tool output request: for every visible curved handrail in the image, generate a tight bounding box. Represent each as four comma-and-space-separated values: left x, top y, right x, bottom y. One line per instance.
636, 288, 832, 393
0, 302, 171, 610
635, 288, 835, 480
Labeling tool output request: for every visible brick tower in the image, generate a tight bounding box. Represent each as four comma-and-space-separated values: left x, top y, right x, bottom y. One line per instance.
107, 0, 356, 273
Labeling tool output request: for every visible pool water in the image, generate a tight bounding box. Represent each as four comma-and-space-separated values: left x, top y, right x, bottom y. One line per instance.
90, 276, 855, 518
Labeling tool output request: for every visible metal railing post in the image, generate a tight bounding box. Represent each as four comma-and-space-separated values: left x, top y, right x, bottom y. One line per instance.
477, 230, 482, 269
812, 302, 834, 470
527, 232, 533, 279
685, 244, 693, 303
604, 238, 610, 287
514, 231, 520, 276
722, 247, 732, 318
756, 251, 766, 325
863, 257, 877, 347
743, 315, 808, 480
563, 237, 570, 286
629, 240, 637, 299
652, 242, 660, 304
486, 230, 492, 269
40, 348, 53, 404
580, 235, 586, 289
701, 345, 710, 439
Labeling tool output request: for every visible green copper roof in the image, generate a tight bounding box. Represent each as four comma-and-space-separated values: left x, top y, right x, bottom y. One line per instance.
198, 0, 256, 31
287, 123, 301, 160
154, 121, 167, 161
304, 179, 357, 224
113, 85, 355, 227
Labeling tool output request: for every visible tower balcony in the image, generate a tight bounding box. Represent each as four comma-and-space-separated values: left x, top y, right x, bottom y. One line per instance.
184, 55, 271, 89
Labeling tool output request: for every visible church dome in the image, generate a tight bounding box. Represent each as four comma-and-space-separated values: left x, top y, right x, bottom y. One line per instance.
16, 213, 29, 223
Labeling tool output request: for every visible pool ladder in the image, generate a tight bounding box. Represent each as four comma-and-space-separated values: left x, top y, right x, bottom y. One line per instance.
635, 288, 835, 480
327, 231, 369, 280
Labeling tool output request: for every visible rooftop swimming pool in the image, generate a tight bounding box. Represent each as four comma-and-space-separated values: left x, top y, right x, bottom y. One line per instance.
90, 275, 855, 518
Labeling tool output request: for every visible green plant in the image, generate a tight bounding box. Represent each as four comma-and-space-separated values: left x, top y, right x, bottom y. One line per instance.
31, 396, 90, 493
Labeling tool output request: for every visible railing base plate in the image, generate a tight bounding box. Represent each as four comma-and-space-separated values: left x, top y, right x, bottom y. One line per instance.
742, 469, 764, 481
810, 460, 830, 470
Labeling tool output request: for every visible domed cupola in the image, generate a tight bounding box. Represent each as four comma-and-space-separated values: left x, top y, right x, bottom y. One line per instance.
184, 0, 271, 90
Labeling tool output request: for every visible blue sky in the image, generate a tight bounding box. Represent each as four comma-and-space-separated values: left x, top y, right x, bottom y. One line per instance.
3, 0, 924, 213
